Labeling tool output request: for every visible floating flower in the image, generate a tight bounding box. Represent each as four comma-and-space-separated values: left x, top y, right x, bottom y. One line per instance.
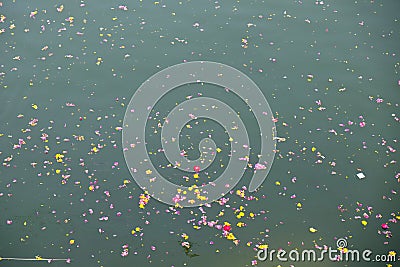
254, 163, 266, 170
121, 244, 129, 257
223, 223, 231, 232
55, 153, 64, 163
226, 232, 236, 240
181, 241, 190, 249
181, 233, 189, 240
193, 165, 200, 173
57, 5, 64, 12
139, 192, 150, 209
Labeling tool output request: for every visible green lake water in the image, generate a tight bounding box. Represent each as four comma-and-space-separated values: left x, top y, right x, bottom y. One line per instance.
0, 0, 399, 267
